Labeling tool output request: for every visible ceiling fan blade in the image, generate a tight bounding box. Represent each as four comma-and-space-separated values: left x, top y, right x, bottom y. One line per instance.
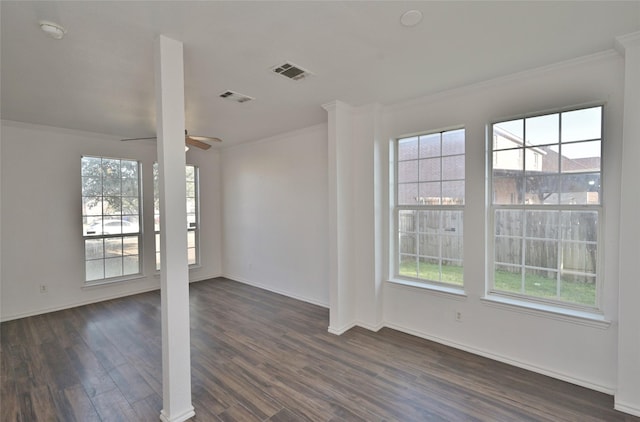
121, 136, 158, 142
188, 135, 222, 143
185, 136, 213, 150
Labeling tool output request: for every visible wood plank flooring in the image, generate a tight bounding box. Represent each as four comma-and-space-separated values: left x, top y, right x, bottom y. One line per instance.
1, 277, 637, 421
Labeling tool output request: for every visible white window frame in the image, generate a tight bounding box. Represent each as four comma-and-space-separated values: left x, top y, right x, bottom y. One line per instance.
153, 163, 201, 270
393, 127, 465, 289
487, 105, 603, 312
81, 156, 143, 284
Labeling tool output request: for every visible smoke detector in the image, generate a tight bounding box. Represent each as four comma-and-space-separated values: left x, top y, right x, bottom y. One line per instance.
271, 62, 313, 81
39, 21, 66, 39
219, 90, 254, 103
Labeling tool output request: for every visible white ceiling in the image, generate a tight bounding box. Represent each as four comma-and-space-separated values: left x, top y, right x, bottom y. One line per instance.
2, 1, 639, 147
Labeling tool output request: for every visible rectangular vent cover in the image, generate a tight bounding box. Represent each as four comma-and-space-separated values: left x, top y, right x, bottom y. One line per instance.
271, 62, 313, 81
219, 90, 254, 103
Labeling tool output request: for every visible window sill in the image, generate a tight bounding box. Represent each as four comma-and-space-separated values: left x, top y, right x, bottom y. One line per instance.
83, 274, 146, 288
481, 294, 611, 329
387, 278, 467, 300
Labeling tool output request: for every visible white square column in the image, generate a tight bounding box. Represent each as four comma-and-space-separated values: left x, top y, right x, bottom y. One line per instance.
155, 35, 195, 422
615, 31, 640, 417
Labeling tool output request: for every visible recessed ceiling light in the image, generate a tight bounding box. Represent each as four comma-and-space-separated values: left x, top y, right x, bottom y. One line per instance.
39, 21, 66, 40
400, 10, 423, 27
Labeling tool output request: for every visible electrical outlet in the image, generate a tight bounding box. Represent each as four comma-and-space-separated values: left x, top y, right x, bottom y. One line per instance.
455, 310, 463, 322
39, 284, 48, 294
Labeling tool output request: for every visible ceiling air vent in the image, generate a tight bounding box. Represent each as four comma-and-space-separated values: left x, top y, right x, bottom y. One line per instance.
219, 90, 254, 103
271, 62, 313, 81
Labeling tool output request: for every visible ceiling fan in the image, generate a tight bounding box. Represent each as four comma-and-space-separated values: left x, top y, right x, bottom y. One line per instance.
121, 130, 222, 150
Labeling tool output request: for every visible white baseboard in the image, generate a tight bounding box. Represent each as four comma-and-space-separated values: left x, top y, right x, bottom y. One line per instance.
159, 407, 195, 422
223, 273, 329, 308
615, 401, 640, 417
328, 322, 357, 335
383, 322, 615, 395
0, 285, 161, 322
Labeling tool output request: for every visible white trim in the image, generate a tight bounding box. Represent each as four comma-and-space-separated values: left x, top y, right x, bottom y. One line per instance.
614, 31, 640, 56
220, 122, 327, 152
385, 49, 619, 113
328, 321, 357, 335
159, 407, 195, 422
387, 278, 468, 301
0, 285, 160, 322
223, 274, 329, 308
614, 401, 640, 418
481, 295, 610, 329
383, 321, 615, 395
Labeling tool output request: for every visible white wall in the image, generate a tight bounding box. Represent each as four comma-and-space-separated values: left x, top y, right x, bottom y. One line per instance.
221, 124, 329, 307
0, 121, 222, 321
378, 51, 625, 393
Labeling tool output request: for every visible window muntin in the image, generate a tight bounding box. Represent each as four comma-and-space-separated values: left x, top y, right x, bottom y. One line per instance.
153, 163, 200, 270
396, 128, 465, 286
82, 156, 142, 282
490, 105, 602, 308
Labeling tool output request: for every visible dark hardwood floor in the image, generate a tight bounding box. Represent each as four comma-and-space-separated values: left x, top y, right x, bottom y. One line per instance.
1, 277, 637, 421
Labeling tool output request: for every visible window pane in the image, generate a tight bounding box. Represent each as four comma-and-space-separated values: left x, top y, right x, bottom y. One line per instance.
82, 177, 102, 196
122, 197, 139, 215
418, 182, 440, 205
186, 181, 196, 197
526, 114, 559, 146
187, 231, 196, 249
122, 179, 138, 196
524, 147, 551, 173
493, 176, 522, 205
102, 159, 121, 178
561, 211, 598, 243
121, 160, 139, 179
441, 210, 463, 235
442, 236, 462, 261
398, 137, 419, 161
399, 210, 416, 232
85, 239, 104, 260
82, 157, 102, 177
494, 264, 522, 293
103, 197, 122, 216
561, 107, 601, 143
399, 255, 418, 278
442, 155, 464, 180
493, 149, 523, 172
419, 133, 440, 158
525, 239, 557, 269
82, 197, 103, 216
398, 160, 418, 183
561, 141, 601, 173
398, 183, 418, 205
418, 158, 440, 182
123, 236, 139, 256
442, 181, 464, 205
560, 273, 596, 306
525, 211, 559, 239
441, 262, 463, 285
494, 120, 523, 148
86, 260, 104, 281
123, 255, 139, 276
495, 210, 523, 236
186, 165, 195, 181
562, 242, 596, 274
104, 238, 123, 257
559, 173, 600, 205
495, 237, 521, 265
104, 257, 123, 278
418, 234, 439, 257
418, 257, 440, 281
525, 175, 558, 205
400, 233, 417, 254
442, 129, 464, 156
103, 177, 121, 196
525, 268, 557, 298
188, 248, 197, 266
84, 217, 103, 236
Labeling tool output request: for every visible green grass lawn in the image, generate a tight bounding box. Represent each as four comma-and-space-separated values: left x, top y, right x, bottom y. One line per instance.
400, 260, 595, 306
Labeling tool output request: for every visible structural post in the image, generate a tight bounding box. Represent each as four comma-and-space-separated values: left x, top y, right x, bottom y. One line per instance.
615, 31, 640, 417
155, 35, 195, 422
323, 100, 356, 334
